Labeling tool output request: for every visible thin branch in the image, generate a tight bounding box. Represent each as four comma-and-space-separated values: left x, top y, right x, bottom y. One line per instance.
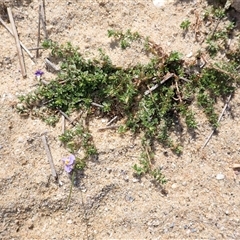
106, 116, 118, 126
62, 115, 66, 134
40, 0, 48, 39
179, 76, 190, 82
41, 134, 58, 179
40, 79, 49, 85
42, 0, 46, 22
210, 19, 221, 39
161, 73, 175, 84
7, 8, 27, 78
201, 94, 232, 150
145, 145, 153, 167
98, 125, 119, 131
144, 84, 159, 96
73, 111, 84, 121
210, 64, 237, 80
144, 72, 174, 95
58, 109, 75, 126
36, 4, 41, 58
175, 80, 182, 102
45, 58, 60, 72
28, 47, 44, 50
91, 102, 104, 108
0, 17, 35, 63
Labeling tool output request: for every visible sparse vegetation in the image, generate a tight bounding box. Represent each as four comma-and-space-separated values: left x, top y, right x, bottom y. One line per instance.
180, 19, 191, 31
17, 6, 240, 184
203, 6, 236, 57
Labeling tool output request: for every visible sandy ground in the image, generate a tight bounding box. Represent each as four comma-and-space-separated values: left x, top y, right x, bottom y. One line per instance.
1, 0, 240, 239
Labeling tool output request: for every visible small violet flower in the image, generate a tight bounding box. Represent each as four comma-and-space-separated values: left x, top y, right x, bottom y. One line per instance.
62, 154, 75, 173
34, 70, 44, 80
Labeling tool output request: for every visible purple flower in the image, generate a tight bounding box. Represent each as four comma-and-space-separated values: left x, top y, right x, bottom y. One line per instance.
35, 70, 44, 79
62, 154, 75, 173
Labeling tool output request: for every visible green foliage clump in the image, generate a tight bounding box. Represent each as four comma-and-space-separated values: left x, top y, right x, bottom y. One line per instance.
17, 28, 240, 185
108, 29, 142, 49
59, 124, 97, 156
133, 139, 167, 184
180, 19, 191, 31
203, 7, 235, 57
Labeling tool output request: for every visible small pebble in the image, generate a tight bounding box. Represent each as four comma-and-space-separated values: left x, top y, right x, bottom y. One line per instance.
125, 194, 134, 202
153, 0, 166, 8
28, 224, 34, 229
17, 137, 24, 143
163, 228, 168, 233
171, 183, 178, 189
169, 222, 175, 228
67, 219, 72, 224
132, 178, 139, 183
186, 52, 193, 58
123, 175, 129, 182
147, 219, 160, 227
225, 210, 229, 215
216, 173, 225, 180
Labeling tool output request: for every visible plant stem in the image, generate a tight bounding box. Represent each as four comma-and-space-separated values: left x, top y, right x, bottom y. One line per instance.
66, 171, 75, 207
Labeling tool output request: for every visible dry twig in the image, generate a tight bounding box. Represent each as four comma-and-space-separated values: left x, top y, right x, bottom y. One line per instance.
7, 8, 27, 77
175, 80, 182, 102
98, 125, 119, 131
41, 134, 58, 179
36, 5, 41, 58
201, 94, 232, 150
0, 17, 35, 63
210, 19, 221, 39
145, 145, 153, 167
91, 102, 104, 108
144, 72, 174, 95
28, 47, 44, 51
106, 116, 118, 126
45, 58, 60, 72
40, 0, 48, 39
179, 76, 190, 82
58, 109, 75, 126
62, 115, 66, 134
